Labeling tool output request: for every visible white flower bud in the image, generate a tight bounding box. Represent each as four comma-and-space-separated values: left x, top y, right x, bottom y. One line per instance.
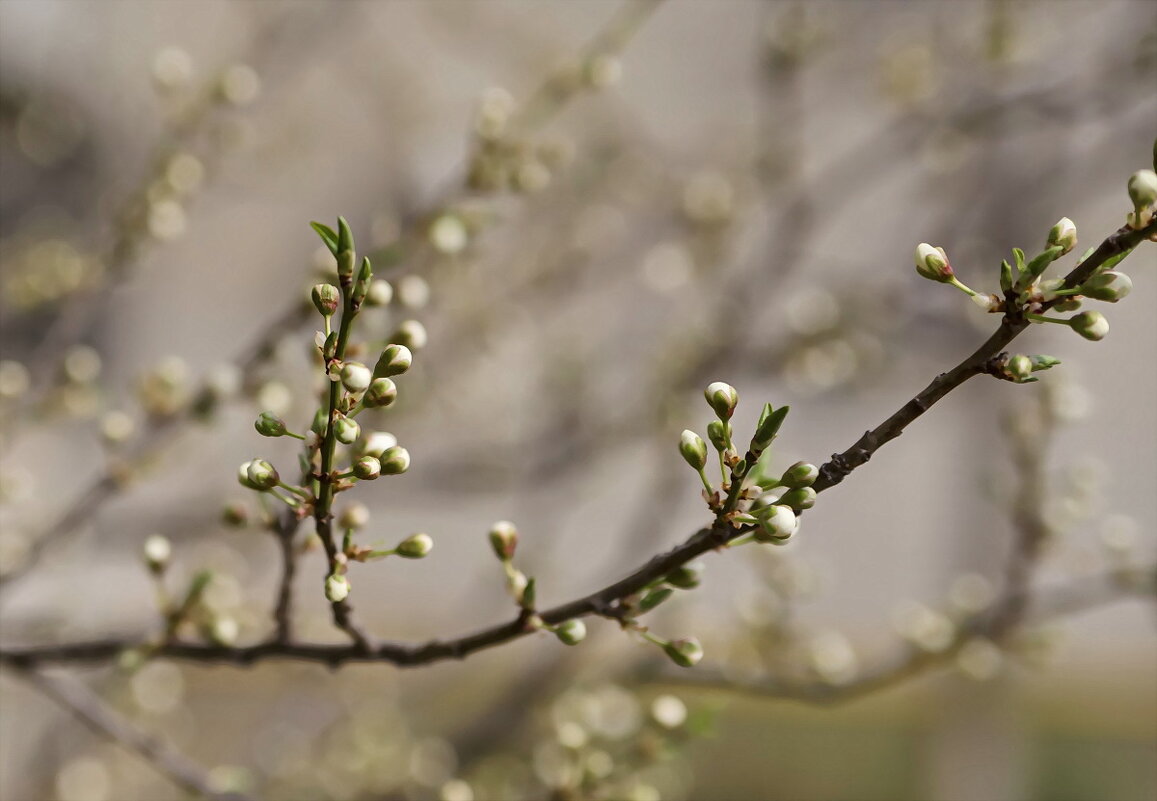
704, 381, 739, 420
663, 637, 704, 668
1127, 169, 1157, 209
915, 243, 953, 283
1069, 310, 1109, 341
395, 532, 433, 559
361, 431, 398, 458
379, 446, 410, 475
1046, 217, 1077, 254
325, 573, 350, 603
142, 534, 171, 573
340, 362, 372, 393
754, 505, 797, 543
678, 430, 708, 470
1079, 271, 1132, 303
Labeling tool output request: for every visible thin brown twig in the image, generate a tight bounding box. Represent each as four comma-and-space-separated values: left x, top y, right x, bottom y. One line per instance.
12, 667, 256, 801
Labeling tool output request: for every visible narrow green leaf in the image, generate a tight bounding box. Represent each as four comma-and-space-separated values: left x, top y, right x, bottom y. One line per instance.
310, 222, 339, 255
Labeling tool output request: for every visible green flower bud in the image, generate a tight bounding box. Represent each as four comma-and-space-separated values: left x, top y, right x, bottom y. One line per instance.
254, 411, 288, 437
1069, 310, 1109, 341
778, 486, 816, 511
754, 504, 797, 543
555, 619, 586, 646
362, 377, 398, 409
340, 362, 373, 393
780, 461, 818, 488
373, 344, 413, 378
353, 456, 381, 480
395, 532, 433, 559
915, 243, 953, 283
1007, 354, 1033, 382
365, 279, 393, 307
350, 257, 373, 309
1046, 218, 1077, 254
664, 561, 704, 589
325, 573, 350, 603
243, 459, 279, 490
379, 446, 411, 475
663, 637, 704, 668
338, 503, 370, 530
488, 520, 519, 561
704, 381, 739, 420
142, 534, 171, 574
311, 283, 340, 317
706, 420, 732, 453
1079, 271, 1132, 303
333, 414, 360, 444
221, 503, 248, 528
1128, 169, 1157, 209
361, 431, 397, 458
679, 430, 708, 470
390, 320, 428, 351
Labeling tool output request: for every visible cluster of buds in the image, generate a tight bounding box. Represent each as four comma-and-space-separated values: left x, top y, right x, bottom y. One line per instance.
916, 171, 1151, 353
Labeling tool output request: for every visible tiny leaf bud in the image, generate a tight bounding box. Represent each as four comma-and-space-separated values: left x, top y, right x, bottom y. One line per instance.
1079, 271, 1132, 303
752, 405, 790, 450
353, 456, 381, 480
704, 381, 739, 420
679, 430, 708, 471
780, 461, 818, 488
373, 344, 413, 378
340, 362, 372, 393
1127, 169, 1157, 209
245, 459, 279, 490
325, 573, 350, 603
638, 587, 674, 613
1046, 218, 1077, 254
336, 216, 354, 256
333, 414, 360, 444
142, 534, 171, 573
311, 284, 340, 317
778, 486, 817, 511
254, 411, 288, 437
915, 243, 953, 282
664, 561, 704, 589
396, 532, 433, 559
555, 619, 586, 646
488, 520, 519, 561
706, 420, 732, 453
379, 446, 411, 475
362, 377, 398, 408
1029, 355, 1061, 372
663, 637, 704, 668
1069, 310, 1109, 341
1007, 354, 1033, 382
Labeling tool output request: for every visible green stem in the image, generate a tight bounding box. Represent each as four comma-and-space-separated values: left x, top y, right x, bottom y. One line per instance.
948, 277, 978, 297
1025, 312, 1071, 326
696, 468, 713, 495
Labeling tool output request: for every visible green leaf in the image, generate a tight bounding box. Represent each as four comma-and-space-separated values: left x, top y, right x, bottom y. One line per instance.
752, 405, 790, 451
1024, 245, 1065, 279
638, 587, 674, 613
337, 216, 354, 254
999, 259, 1013, 293
310, 222, 339, 255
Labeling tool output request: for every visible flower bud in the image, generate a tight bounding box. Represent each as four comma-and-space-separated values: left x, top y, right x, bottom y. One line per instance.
1069, 310, 1109, 341
338, 503, 370, 530
325, 573, 350, 603
780, 461, 818, 488
488, 520, 519, 561
706, 420, 731, 453
663, 637, 704, 668
362, 377, 398, 409
507, 569, 529, 602
679, 430, 708, 471
142, 534, 171, 573
390, 320, 428, 351
970, 293, 1001, 313
1007, 354, 1033, 382
778, 486, 816, 511
379, 446, 411, 475
373, 344, 413, 378
915, 243, 953, 283
361, 431, 398, 458
244, 459, 279, 490
254, 411, 288, 437
664, 561, 705, 590
754, 504, 796, 543
365, 279, 393, 307
333, 415, 360, 444
704, 381, 739, 420
555, 619, 586, 646
1128, 169, 1157, 209
353, 456, 381, 480
340, 362, 373, 393
1079, 271, 1132, 303
1046, 218, 1077, 254
396, 532, 433, 559
311, 283, 340, 317
222, 503, 248, 528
